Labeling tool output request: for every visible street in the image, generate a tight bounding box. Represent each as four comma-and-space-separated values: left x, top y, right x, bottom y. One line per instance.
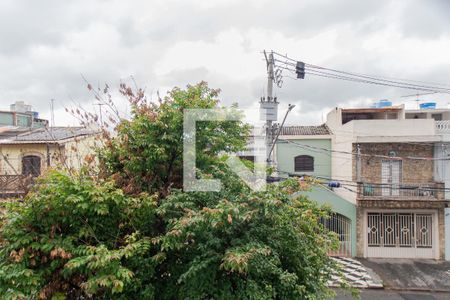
333, 289, 450, 300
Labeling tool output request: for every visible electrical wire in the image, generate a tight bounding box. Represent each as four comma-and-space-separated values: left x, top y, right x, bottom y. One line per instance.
278, 138, 449, 161
277, 63, 450, 94
271, 51, 450, 92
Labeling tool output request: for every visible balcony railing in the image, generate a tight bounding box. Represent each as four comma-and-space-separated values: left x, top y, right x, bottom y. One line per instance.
436, 120, 450, 133
358, 182, 444, 200
0, 175, 32, 198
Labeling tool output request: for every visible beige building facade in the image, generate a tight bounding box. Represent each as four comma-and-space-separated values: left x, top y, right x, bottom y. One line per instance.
0, 127, 100, 197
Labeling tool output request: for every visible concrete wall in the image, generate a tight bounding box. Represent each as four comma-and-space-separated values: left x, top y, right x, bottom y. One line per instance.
0, 135, 100, 175
434, 143, 450, 199
0, 143, 55, 175
446, 207, 450, 261
63, 135, 101, 171
406, 110, 450, 120
276, 138, 331, 178
299, 185, 357, 256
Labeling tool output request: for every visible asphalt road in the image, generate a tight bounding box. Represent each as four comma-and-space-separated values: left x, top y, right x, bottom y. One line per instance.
333, 289, 450, 300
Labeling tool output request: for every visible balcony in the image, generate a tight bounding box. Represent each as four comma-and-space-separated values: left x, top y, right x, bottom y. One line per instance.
357, 182, 444, 201
0, 175, 32, 198
436, 120, 450, 133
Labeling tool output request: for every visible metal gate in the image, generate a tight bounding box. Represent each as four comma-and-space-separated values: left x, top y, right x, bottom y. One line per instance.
367, 212, 435, 258
321, 213, 352, 257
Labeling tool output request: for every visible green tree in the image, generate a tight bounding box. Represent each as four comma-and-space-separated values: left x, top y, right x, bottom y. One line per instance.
0, 82, 340, 299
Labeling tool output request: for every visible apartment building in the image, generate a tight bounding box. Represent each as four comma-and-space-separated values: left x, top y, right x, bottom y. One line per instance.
274, 125, 357, 257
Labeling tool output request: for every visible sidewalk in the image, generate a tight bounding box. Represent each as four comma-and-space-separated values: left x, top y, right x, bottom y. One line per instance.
358, 258, 450, 292
328, 257, 383, 288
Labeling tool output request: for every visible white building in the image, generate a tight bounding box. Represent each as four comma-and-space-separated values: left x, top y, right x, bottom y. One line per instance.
325, 104, 450, 260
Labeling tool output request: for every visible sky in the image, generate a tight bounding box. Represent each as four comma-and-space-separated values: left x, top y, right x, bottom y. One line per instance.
1, 0, 450, 126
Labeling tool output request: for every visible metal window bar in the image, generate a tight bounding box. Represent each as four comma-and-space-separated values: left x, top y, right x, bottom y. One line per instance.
362, 183, 436, 198
319, 213, 352, 257
416, 214, 433, 248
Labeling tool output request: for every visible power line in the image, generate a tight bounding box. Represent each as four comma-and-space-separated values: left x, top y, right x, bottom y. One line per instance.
271, 51, 450, 94
278, 138, 450, 161
276, 170, 450, 193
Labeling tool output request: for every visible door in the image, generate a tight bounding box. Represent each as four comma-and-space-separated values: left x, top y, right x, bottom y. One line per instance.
22, 155, 41, 177
381, 160, 402, 196
367, 212, 436, 258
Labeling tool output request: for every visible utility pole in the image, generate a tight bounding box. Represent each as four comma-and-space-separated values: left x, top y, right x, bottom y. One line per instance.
261, 51, 278, 167
266, 51, 274, 164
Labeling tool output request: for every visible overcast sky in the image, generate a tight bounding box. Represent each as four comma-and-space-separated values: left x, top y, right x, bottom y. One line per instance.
1, 0, 450, 126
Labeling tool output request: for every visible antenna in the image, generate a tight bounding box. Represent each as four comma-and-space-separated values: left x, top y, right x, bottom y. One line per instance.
94, 102, 105, 126
401, 92, 437, 109
50, 99, 55, 127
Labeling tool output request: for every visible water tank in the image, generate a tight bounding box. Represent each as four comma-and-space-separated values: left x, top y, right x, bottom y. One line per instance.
420, 102, 436, 109
376, 99, 392, 108
372, 99, 392, 108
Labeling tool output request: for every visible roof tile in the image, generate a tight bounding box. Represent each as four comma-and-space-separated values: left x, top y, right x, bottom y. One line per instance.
280, 124, 331, 135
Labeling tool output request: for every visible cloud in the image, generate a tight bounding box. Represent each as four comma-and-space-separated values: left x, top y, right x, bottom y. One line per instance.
0, 0, 449, 126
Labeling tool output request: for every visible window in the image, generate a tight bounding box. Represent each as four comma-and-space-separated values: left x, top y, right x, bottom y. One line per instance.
431, 113, 442, 121
294, 155, 314, 172
22, 155, 41, 177
239, 155, 255, 163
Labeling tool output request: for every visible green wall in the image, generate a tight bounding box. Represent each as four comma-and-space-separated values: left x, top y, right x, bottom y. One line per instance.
278, 138, 357, 256
276, 139, 331, 178
0, 112, 14, 126
296, 185, 357, 256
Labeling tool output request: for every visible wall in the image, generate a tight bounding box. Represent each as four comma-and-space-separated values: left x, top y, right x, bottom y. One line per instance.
446, 207, 450, 261
276, 138, 331, 178
0, 144, 54, 175
63, 135, 102, 171
298, 185, 357, 256
354, 143, 435, 183
406, 110, 450, 120
0, 135, 101, 175
434, 143, 450, 199
327, 117, 438, 205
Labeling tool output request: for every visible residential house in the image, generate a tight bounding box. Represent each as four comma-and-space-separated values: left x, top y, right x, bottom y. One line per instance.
326, 104, 450, 260
274, 125, 357, 257
0, 126, 100, 197
405, 107, 450, 260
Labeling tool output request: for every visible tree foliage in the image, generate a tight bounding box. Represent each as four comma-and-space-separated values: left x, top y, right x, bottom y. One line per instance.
0, 82, 340, 299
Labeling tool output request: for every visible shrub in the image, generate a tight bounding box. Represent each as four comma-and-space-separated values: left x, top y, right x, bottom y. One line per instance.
0, 82, 341, 299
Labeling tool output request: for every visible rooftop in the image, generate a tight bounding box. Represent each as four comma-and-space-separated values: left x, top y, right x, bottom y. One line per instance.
0, 126, 99, 144
341, 107, 403, 113
280, 124, 331, 136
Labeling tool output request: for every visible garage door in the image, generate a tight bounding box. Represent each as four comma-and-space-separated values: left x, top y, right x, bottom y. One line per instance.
366, 212, 436, 259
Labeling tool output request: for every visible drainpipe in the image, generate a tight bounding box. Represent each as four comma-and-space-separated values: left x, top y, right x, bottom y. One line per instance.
356, 144, 362, 182
46, 143, 51, 167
